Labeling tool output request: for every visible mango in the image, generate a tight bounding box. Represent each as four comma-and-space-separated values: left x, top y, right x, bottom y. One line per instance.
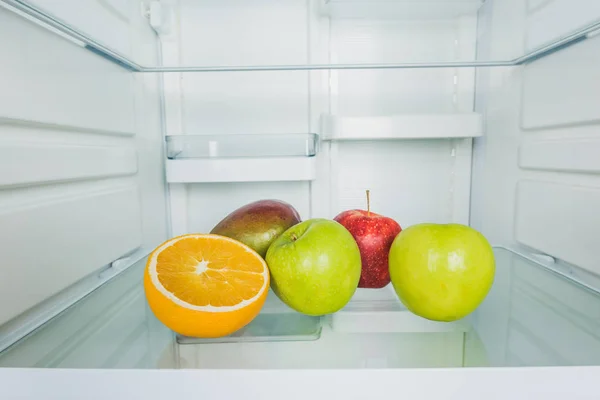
210, 200, 301, 258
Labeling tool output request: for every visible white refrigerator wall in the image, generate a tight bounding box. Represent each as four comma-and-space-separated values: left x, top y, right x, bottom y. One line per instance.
164, 0, 477, 235
471, 0, 600, 275
23, 0, 160, 66
0, 7, 168, 327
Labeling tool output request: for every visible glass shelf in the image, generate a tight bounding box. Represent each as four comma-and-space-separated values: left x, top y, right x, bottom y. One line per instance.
177, 290, 322, 344
166, 134, 318, 159
1, 247, 600, 369
3, 0, 600, 72
165, 134, 318, 182
321, 113, 482, 140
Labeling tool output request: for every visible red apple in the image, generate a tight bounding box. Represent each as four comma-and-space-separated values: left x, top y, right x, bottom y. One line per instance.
334, 191, 402, 289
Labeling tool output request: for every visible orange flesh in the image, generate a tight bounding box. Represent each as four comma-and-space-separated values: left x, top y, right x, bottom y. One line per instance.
155, 236, 266, 307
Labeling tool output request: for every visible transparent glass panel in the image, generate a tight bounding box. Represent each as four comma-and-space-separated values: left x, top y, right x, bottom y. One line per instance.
166, 134, 318, 159
178, 314, 322, 345
468, 248, 600, 367
0, 260, 176, 369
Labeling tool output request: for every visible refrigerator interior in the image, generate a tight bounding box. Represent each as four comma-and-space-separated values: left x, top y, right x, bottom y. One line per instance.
1, 0, 600, 372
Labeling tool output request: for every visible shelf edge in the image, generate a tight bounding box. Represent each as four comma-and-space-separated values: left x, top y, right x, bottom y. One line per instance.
166, 157, 317, 183
320, 113, 483, 140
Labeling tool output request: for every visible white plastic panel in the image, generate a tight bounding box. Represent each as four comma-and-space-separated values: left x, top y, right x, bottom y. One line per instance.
22, 0, 158, 66
515, 181, 600, 274
181, 71, 309, 136
0, 185, 143, 324
178, 0, 308, 135
179, 0, 307, 66
0, 8, 135, 134
321, 113, 482, 140
525, 0, 600, 51
472, 1, 600, 281
332, 24, 458, 115
519, 138, 600, 173
4, 367, 600, 400
1, 367, 600, 400
322, 0, 483, 20
0, 141, 137, 187
338, 16, 441, 59
527, 0, 551, 12
0, 8, 167, 329
165, 158, 316, 183
510, 28, 600, 276
522, 36, 600, 130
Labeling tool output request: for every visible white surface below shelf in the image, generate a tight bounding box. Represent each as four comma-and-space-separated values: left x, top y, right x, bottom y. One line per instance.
166, 157, 316, 183
3, 367, 600, 400
321, 113, 483, 140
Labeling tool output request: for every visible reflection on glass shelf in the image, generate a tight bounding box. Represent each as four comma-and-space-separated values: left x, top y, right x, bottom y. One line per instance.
178, 291, 322, 344
178, 313, 321, 345
470, 248, 600, 367
2, 248, 600, 369
0, 258, 176, 369
166, 134, 318, 160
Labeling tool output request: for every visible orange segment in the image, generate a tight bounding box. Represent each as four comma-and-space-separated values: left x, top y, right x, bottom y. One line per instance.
144, 234, 269, 338
154, 236, 265, 307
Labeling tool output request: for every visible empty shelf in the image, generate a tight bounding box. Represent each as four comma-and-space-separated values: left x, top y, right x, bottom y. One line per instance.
165, 134, 318, 183
321, 113, 483, 140
166, 134, 318, 159
166, 158, 316, 183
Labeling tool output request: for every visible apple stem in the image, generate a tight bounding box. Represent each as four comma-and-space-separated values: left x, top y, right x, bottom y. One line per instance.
290, 233, 298, 242
366, 190, 371, 217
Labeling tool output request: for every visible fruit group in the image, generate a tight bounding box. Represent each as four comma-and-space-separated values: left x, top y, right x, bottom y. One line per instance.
266, 218, 361, 316
211, 199, 301, 258
334, 190, 402, 288
144, 234, 269, 338
389, 223, 495, 322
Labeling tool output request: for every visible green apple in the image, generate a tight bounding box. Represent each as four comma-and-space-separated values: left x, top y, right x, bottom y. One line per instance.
389, 223, 495, 322
266, 218, 361, 316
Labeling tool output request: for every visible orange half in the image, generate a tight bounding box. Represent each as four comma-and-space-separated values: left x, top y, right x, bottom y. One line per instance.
144, 234, 269, 338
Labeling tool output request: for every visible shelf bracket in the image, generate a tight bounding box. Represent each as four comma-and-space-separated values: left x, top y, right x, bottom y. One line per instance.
146, 1, 172, 36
